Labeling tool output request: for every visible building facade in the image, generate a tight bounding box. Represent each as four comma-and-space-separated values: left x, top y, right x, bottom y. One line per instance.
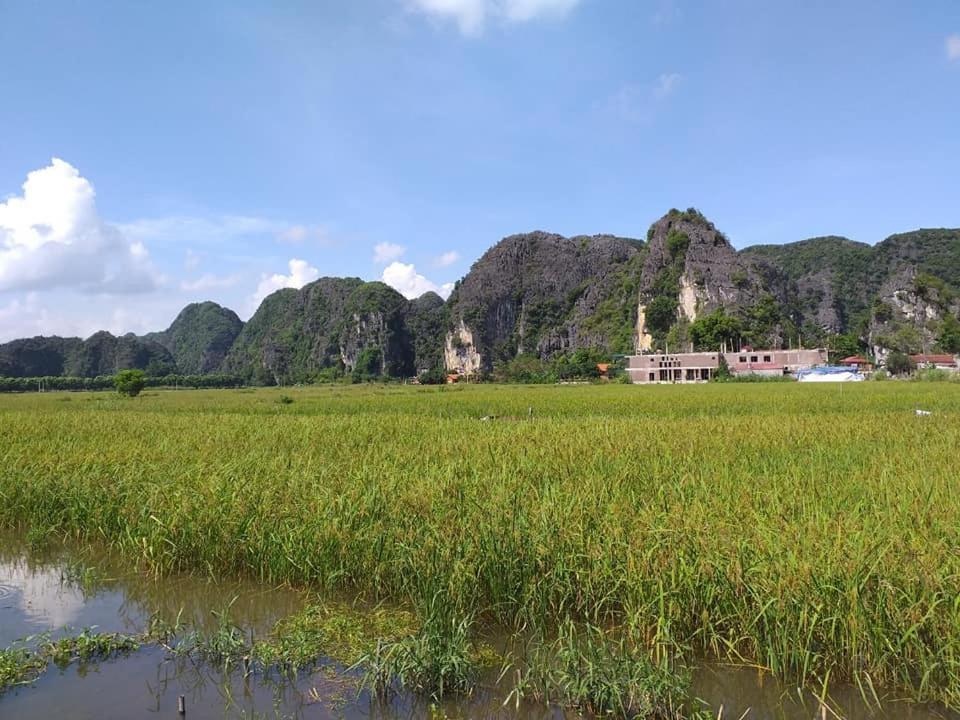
625, 348, 828, 384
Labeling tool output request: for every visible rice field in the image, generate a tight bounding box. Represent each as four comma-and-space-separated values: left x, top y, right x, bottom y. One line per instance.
1, 382, 959, 713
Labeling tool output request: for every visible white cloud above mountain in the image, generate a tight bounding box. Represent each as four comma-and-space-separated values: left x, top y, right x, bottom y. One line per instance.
251, 258, 320, 308
381, 261, 453, 299
432, 250, 460, 267
0, 158, 159, 294
373, 241, 406, 264
407, 0, 579, 35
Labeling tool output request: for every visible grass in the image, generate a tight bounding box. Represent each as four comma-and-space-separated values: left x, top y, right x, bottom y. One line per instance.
0, 629, 142, 694
1, 383, 960, 712
506, 620, 695, 719
0, 646, 46, 693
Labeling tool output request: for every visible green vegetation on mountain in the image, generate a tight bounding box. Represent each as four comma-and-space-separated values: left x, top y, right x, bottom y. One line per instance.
145, 301, 243, 374
2, 215, 959, 382
404, 291, 447, 373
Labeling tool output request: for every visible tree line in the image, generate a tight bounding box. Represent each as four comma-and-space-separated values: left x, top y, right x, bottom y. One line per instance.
0, 373, 245, 393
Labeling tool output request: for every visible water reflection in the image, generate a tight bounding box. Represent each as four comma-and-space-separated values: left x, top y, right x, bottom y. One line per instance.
1, 530, 959, 719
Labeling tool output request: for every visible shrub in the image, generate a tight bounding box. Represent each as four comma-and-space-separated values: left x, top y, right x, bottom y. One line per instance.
113, 369, 146, 397
418, 367, 447, 385
885, 351, 915, 376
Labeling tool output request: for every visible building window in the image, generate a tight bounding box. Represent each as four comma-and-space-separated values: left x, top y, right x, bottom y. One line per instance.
739, 356, 746, 362
649, 373, 655, 381
763, 355, 771, 363
750, 355, 758, 363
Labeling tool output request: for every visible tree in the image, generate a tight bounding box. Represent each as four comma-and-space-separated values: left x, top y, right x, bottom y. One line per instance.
351, 348, 382, 383
828, 333, 862, 362
665, 230, 690, 260
645, 296, 678, 334
114, 369, 146, 397
689, 309, 742, 351
937, 314, 960, 354
885, 351, 915, 376
418, 367, 447, 385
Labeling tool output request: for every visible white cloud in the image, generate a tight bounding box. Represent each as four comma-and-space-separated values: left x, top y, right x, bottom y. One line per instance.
651, 0, 680, 25
184, 249, 202, 271
607, 72, 682, 123
948, 34, 960, 61
120, 214, 279, 245
501, 0, 579, 22
381, 261, 453, 299
0, 291, 184, 342
275, 224, 333, 245
406, 0, 579, 35
373, 241, 406, 264
432, 250, 461, 268
180, 273, 242, 292
654, 72, 681, 98
251, 258, 320, 307
0, 158, 159, 294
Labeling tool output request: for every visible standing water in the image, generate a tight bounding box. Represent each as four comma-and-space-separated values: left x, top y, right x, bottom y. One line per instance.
0, 529, 956, 719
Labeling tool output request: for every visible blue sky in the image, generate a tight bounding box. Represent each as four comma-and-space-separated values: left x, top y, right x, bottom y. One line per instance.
1, 1, 958, 340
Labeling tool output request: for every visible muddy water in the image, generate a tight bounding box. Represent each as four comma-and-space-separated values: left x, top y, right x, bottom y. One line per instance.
1, 532, 957, 720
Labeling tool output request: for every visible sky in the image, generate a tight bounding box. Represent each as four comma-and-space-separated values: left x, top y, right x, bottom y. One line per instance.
1, 0, 958, 341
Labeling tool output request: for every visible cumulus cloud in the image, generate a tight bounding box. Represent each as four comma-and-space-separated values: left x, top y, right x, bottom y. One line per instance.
0, 290, 184, 342
0, 158, 158, 293
407, 0, 579, 35
948, 34, 960, 61
432, 250, 460, 268
373, 241, 406, 264
251, 258, 319, 307
381, 261, 454, 299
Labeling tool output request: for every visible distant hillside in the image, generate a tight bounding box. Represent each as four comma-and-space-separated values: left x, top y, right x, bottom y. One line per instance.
144, 301, 243, 374
443, 231, 644, 374
2, 212, 958, 381
0, 332, 175, 378
222, 278, 428, 383
741, 228, 960, 360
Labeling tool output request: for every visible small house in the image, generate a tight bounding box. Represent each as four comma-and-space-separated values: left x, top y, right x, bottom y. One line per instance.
910, 354, 959, 371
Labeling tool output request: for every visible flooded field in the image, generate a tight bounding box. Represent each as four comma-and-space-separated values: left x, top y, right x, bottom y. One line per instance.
1, 529, 956, 720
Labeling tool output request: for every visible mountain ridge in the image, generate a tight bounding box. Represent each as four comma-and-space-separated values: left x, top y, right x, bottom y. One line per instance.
2, 211, 958, 379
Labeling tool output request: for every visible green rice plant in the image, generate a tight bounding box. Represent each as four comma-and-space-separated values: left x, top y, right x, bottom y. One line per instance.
358, 612, 477, 700
4, 383, 960, 710
0, 646, 46, 693
253, 600, 418, 669
40, 628, 141, 667
173, 606, 251, 671
505, 620, 696, 719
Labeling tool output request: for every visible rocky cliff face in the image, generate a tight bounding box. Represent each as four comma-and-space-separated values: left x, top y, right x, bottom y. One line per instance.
741, 229, 960, 351
636, 209, 770, 350
223, 278, 417, 383
740, 237, 874, 336
404, 292, 447, 373
145, 301, 243, 374
337, 282, 414, 377
2, 216, 959, 381
442, 231, 644, 374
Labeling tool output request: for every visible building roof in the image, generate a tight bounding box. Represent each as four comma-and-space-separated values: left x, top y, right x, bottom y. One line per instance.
596, 363, 610, 372
910, 354, 956, 365
839, 355, 871, 365
731, 363, 784, 371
